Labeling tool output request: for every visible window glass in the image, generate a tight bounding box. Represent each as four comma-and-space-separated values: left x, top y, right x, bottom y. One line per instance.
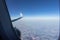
6, 0, 59, 40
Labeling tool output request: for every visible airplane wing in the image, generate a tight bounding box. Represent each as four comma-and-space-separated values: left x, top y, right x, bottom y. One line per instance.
11, 17, 22, 22
12, 12, 23, 22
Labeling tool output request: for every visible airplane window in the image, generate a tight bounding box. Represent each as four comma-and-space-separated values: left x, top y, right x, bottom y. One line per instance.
5, 0, 59, 40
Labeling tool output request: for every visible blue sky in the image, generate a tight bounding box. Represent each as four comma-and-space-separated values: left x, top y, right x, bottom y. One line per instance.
6, 0, 59, 18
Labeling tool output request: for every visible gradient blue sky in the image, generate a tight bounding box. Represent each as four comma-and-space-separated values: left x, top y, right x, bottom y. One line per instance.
6, 0, 59, 18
